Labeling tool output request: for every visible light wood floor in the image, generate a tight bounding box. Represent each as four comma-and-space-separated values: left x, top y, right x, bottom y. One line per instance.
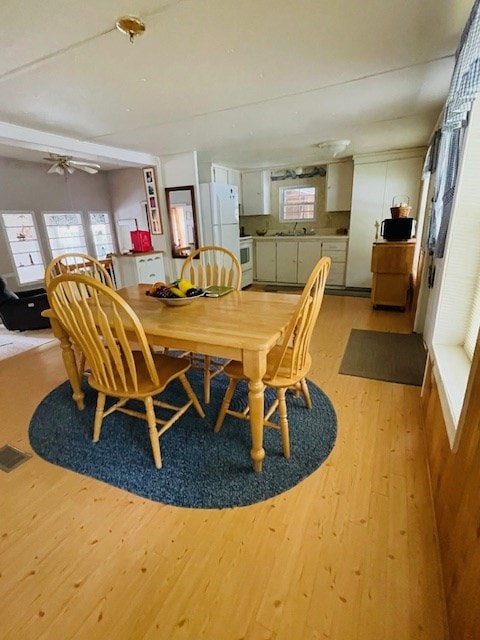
0, 295, 447, 640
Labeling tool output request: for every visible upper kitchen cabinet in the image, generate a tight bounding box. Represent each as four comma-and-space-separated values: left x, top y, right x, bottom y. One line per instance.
200, 164, 243, 206
211, 164, 242, 189
325, 161, 353, 211
241, 170, 271, 216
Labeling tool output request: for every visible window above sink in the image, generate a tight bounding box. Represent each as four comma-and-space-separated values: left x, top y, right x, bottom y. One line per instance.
279, 186, 316, 223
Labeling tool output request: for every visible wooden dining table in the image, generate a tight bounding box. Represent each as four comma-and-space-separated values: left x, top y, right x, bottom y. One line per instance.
46, 285, 299, 472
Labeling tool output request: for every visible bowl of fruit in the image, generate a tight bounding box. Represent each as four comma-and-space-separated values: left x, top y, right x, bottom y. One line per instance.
146, 279, 204, 306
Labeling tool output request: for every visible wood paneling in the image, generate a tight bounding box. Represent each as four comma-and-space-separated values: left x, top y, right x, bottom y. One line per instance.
422, 356, 480, 639
0, 295, 448, 639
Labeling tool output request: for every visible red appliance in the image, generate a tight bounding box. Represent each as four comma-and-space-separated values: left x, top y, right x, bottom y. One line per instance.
130, 229, 152, 253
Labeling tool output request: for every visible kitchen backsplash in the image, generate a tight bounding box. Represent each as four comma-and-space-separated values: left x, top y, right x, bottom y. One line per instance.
240, 172, 350, 236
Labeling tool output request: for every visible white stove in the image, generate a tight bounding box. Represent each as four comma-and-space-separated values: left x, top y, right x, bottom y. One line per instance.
239, 236, 253, 287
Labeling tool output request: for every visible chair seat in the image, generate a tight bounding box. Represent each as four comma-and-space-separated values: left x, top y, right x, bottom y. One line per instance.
89, 353, 192, 398
223, 346, 312, 387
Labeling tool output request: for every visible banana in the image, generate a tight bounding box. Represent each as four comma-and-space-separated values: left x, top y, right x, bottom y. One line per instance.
177, 278, 195, 294
169, 286, 186, 298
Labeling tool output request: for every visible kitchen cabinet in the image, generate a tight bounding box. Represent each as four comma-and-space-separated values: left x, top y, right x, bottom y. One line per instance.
346, 150, 424, 289
321, 239, 348, 286
112, 251, 165, 288
276, 241, 299, 283
212, 165, 241, 188
370, 240, 415, 310
325, 161, 353, 211
297, 242, 324, 283
255, 239, 276, 281
212, 165, 229, 183
254, 237, 347, 286
211, 165, 242, 206
241, 170, 271, 216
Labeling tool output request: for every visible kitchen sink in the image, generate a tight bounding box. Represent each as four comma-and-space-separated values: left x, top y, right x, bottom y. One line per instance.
274, 231, 316, 237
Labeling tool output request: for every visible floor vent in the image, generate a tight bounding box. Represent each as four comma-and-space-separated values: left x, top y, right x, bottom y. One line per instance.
0, 444, 32, 473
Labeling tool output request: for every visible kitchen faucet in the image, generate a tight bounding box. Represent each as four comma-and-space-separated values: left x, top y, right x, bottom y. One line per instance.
292, 222, 298, 235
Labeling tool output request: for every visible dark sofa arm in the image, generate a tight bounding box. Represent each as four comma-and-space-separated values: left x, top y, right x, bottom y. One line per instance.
0, 290, 51, 332
15, 288, 47, 299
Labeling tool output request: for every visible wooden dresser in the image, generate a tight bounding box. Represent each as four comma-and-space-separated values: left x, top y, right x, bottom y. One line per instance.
370, 240, 415, 310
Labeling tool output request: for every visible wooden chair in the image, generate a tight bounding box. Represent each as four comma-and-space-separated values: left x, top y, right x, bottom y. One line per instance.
47, 273, 205, 469
179, 246, 242, 404
214, 257, 331, 457
45, 253, 116, 374
44, 252, 114, 289
181, 245, 242, 290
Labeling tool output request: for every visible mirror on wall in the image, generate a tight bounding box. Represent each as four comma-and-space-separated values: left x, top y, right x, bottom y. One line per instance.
165, 186, 199, 259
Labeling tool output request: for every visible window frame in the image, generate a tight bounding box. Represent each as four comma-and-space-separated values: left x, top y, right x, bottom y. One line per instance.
88, 211, 115, 260
424, 99, 480, 451
0, 208, 118, 287
0, 211, 47, 286
42, 211, 89, 258
279, 185, 316, 223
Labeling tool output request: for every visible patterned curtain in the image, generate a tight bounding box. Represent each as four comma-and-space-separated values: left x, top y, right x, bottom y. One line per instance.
427, 0, 480, 260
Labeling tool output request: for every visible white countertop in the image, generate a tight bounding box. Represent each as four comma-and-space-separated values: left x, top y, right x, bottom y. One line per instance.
253, 234, 348, 241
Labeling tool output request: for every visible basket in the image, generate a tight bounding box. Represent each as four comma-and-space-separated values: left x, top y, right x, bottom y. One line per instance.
390, 196, 411, 219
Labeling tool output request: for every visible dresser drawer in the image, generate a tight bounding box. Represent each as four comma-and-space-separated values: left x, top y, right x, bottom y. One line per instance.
322, 240, 348, 253
323, 248, 346, 263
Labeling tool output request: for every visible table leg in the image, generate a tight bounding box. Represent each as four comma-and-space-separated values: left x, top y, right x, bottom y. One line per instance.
243, 350, 267, 472
50, 316, 85, 410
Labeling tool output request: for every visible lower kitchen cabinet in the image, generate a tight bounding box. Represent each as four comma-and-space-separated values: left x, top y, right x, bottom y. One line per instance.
276, 241, 299, 283
112, 251, 166, 288
254, 237, 347, 286
255, 240, 276, 281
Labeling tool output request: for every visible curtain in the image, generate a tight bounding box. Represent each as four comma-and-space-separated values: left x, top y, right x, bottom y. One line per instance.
427, 0, 480, 259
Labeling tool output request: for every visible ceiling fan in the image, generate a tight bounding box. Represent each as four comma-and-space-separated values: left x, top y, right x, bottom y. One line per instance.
44, 153, 101, 176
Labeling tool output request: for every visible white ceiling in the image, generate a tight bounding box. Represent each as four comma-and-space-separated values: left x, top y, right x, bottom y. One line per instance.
0, 0, 473, 171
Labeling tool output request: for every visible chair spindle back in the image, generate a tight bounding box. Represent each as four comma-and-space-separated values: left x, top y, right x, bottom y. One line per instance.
47, 274, 159, 393
181, 246, 242, 290
267, 257, 331, 380
45, 252, 114, 289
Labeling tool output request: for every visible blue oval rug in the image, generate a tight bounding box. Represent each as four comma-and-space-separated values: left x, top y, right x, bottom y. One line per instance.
29, 368, 337, 509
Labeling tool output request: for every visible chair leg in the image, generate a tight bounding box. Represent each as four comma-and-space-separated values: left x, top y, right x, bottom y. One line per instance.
179, 374, 205, 417
277, 388, 291, 458
78, 351, 87, 376
204, 355, 211, 404
214, 378, 238, 432
93, 392, 106, 442
145, 395, 162, 469
300, 378, 312, 409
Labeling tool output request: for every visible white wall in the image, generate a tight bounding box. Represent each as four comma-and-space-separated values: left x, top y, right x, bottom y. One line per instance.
160, 151, 200, 280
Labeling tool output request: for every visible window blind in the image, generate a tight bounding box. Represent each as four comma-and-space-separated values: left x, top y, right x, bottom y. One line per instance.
464, 269, 480, 359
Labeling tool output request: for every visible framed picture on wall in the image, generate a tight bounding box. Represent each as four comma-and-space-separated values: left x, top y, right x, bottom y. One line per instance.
142, 167, 163, 235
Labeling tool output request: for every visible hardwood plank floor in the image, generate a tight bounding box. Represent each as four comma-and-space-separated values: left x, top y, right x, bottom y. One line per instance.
0, 295, 448, 640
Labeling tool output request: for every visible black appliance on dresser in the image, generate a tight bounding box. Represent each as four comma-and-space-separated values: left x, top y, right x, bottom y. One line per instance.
381, 217, 416, 241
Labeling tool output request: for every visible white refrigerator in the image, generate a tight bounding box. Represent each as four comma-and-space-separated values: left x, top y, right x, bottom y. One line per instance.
199, 183, 240, 261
